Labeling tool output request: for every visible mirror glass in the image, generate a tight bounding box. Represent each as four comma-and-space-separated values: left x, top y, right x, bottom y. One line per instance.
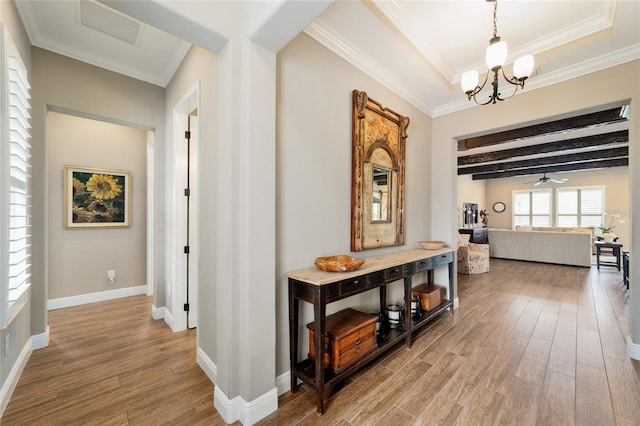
371, 166, 391, 222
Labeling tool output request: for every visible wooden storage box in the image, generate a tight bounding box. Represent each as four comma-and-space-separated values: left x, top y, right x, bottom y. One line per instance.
307, 308, 377, 373
412, 283, 445, 311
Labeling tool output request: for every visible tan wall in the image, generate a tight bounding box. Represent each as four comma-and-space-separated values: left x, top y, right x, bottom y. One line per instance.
276, 33, 433, 375
484, 167, 630, 245
46, 112, 147, 299
457, 175, 486, 228
31, 48, 165, 332
164, 46, 218, 360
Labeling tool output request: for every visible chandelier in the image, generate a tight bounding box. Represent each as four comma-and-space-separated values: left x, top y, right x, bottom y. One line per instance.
461, 0, 534, 105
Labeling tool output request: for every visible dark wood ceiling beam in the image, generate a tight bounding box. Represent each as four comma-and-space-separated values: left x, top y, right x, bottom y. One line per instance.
471, 158, 629, 180
458, 107, 627, 151
458, 146, 629, 175
457, 130, 628, 166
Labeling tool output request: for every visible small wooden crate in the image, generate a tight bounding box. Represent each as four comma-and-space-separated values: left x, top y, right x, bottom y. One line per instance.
412, 283, 445, 311
307, 308, 377, 373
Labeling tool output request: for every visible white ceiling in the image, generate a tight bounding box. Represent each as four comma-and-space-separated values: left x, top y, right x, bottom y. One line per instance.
14, 0, 640, 116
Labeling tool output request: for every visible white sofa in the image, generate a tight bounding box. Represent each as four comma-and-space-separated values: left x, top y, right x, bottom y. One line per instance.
488, 228, 592, 267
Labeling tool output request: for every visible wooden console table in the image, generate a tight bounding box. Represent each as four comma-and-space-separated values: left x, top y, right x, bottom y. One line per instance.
285, 248, 455, 415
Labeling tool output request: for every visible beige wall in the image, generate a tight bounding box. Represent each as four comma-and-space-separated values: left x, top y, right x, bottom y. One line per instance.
164, 46, 218, 359
46, 112, 147, 299
31, 48, 165, 332
483, 167, 630, 244
0, 0, 32, 397
433, 59, 640, 344
276, 33, 433, 375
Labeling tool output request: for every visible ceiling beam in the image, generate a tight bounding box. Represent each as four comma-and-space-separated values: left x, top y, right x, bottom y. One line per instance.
471, 158, 629, 180
457, 107, 627, 151
457, 130, 628, 166
458, 146, 629, 175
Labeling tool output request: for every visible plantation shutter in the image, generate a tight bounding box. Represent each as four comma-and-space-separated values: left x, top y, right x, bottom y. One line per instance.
2, 28, 31, 327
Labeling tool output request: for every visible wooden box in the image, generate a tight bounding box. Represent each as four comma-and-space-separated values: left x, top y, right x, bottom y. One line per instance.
307, 308, 377, 373
412, 283, 445, 311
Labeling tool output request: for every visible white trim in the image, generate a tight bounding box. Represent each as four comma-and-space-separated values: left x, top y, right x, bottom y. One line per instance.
151, 304, 165, 320
276, 370, 292, 396
453, 296, 460, 310
196, 346, 217, 385
627, 335, 640, 360
0, 336, 31, 418
47, 285, 147, 310
31, 326, 50, 350
214, 385, 278, 426
164, 307, 176, 332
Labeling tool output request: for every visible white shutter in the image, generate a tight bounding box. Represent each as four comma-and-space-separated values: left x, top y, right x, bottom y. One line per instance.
2, 28, 31, 328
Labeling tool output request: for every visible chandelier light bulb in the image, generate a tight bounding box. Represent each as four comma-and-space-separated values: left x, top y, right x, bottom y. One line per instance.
486, 38, 507, 71
513, 55, 534, 80
461, 70, 479, 94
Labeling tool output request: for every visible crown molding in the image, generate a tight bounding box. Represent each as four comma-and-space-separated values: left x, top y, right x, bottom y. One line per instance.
303, 20, 434, 117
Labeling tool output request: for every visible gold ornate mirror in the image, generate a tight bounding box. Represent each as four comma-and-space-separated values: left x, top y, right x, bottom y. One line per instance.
351, 90, 409, 251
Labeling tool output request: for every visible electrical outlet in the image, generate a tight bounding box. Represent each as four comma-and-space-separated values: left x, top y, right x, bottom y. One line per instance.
108, 269, 115, 284
4, 335, 9, 357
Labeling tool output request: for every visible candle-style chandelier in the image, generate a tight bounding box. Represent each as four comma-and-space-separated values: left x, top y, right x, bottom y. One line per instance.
461, 0, 534, 105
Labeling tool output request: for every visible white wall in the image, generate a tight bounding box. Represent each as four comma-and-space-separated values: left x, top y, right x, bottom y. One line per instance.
46, 112, 147, 299
164, 46, 217, 358
276, 33, 433, 375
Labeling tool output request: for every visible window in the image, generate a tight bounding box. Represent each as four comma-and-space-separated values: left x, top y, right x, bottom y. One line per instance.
1, 28, 31, 328
557, 187, 604, 228
513, 189, 551, 227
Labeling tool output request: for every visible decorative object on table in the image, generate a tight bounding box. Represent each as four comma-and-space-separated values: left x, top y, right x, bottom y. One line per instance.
314, 255, 365, 272
418, 240, 446, 250
351, 89, 410, 252
462, 202, 478, 227
64, 165, 131, 229
307, 308, 377, 373
412, 283, 445, 311
492, 201, 506, 213
410, 296, 421, 318
386, 304, 404, 329
598, 213, 619, 242
461, 0, 534, 105
479, 209, 490, 226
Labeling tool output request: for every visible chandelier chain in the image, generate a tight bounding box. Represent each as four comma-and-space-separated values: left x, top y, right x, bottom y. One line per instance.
492, 0, 498, 38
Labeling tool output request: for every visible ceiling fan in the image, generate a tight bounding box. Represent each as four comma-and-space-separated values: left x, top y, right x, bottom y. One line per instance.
525, 173, 568, 186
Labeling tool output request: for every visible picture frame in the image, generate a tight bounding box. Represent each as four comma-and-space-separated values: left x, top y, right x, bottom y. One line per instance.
351, 89, 410, 251
64, 165, 131, 229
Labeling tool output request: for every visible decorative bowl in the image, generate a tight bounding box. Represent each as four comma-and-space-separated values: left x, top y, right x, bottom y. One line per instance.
314, 255, 365, 272
418, 240, 446, 250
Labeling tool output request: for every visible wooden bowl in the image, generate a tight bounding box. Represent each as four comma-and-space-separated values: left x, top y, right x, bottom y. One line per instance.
418, 240, 446, 250
314, 255, 365, 272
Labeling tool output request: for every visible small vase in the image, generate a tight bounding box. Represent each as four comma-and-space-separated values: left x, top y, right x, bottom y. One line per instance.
601, 232, 616, 242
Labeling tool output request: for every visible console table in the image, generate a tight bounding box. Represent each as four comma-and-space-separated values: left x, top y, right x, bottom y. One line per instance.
595, 240, 623, 270
285, 248, 455, 415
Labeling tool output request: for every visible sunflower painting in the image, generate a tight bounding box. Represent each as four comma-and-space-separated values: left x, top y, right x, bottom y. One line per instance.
64, 166, 131, 228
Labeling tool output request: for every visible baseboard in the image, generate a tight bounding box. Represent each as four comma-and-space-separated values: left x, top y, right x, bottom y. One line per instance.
31, 326, 50, 350
627, 335, 640, 360
196, 346, 217, 384
164, 308, 176, 331
151, 304, 165, 320
48, 285, 147, 310
0, 336, 32, 418
276, 370, 291, 396
214, 385, 278, 425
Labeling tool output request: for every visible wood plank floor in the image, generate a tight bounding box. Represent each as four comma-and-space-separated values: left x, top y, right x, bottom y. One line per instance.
2, 258, 639, 425
261, 259, 640, 426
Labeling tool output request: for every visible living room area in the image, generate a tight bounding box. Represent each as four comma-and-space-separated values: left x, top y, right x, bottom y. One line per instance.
457, 107, 630, 271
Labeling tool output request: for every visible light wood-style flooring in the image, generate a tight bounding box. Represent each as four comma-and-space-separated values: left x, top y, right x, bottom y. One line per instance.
2, 259, 639, 425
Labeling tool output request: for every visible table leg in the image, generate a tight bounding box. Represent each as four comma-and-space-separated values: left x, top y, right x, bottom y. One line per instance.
288, 280, 299, 393
404, 276, 412, 348
615, 247, 621, 271
596, 246, 601, 269
313, 287, 326, 416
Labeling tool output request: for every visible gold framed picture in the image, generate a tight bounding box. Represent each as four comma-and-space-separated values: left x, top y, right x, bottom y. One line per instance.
64, 165, 131, 229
